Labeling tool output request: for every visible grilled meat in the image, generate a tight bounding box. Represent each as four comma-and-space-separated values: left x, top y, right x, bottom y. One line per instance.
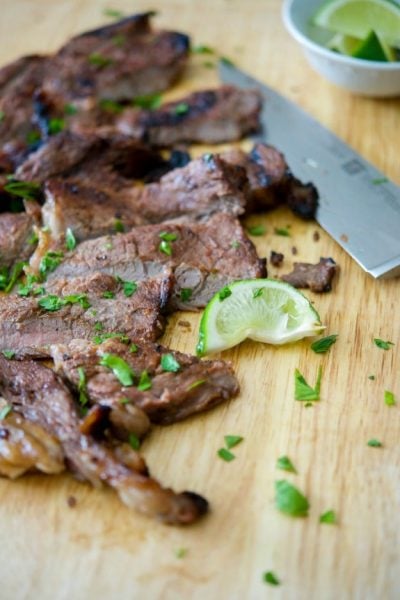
44, 213, 266, 310
50, 338, 240, 426
0, 212, 36, 268
0, 271, 172, 357
0, 356, 208, 524
281, 257, 338, 292
117, 85, 262, 145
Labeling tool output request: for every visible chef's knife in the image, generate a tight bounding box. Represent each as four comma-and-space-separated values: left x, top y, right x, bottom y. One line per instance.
219, 61, 400, 279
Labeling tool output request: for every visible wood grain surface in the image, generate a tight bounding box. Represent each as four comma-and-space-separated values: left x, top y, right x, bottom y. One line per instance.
0, 2, 399, 599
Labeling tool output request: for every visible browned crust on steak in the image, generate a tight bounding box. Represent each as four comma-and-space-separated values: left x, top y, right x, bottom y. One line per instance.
281, 257, 338, 292
0, 212, 36, 268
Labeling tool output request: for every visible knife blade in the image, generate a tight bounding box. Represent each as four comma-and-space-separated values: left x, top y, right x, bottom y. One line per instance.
219, 61, 400, 279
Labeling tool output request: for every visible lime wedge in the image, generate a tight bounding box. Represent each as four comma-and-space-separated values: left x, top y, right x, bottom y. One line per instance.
327, 32, 361, 54
352, 30, 396, 60
313, 0, 400, 47
196, 279, 324, 356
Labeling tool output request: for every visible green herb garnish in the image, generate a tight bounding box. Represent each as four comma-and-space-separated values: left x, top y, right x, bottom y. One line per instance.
368, 375, 375, 380
4, 180, 41, 201
64, 103, 78, 115
384, 390, 395, 406
175, 547, 188, 559
65, 228, 76, 251
17, 274, 42, 297
319, 509, 337, 524
2, 350, 15, 359
48, 118, 65, 135
103, 7, 125, 18
367, 439, 382, 448
102, 291, 115, 299
372, 177, 388, 185
88, 53, 113, 68
274, 227, 290, 237
99, 353, 134, 386
173, 103, 189, 116
122, 280, 137, 297
27, 231, 39, 245
192, 44, 215, 54
26, 130, 41, 145
218, 286, 232, 301
231, 240, 241, 249
137, 370, 152, 391
93, 332, 130, 345
224, 435, 243, 449
276, 456, 297, 474
311, 334, 338, 354
77, 367, 89, 407
38, 294, 90, 312
99, 99, 124, 114
252, 287, 264, 299
275, 479, 309, 517
374, 338, 394, 350
247, 224, 265, 236
39, 251, 63, 278
132, 93, 162, 110
159, 239, 172, 256
159, 231, 178, 242
128, 433, 141, 450
0, 404, 12, 420
4, 261, 27, 293
217, 448, 235, 462
180, 288, 192, 302
294, 367, 322, 402
220, 56, 235, 67
161, 353, 181, 373
129, 344, 138, 353
262, 571, 280, 586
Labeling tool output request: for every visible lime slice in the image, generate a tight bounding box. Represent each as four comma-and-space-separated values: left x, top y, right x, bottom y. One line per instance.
352, 30, 396, 60
327, 32, 361, 54
196, 279, 324, 356
313, 0, 400, 47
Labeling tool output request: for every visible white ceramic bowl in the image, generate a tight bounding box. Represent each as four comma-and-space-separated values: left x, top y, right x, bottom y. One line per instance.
282, 0, 400, 97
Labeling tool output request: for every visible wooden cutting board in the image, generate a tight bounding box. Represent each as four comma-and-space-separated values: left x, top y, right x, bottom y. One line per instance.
1, 2, 399, 599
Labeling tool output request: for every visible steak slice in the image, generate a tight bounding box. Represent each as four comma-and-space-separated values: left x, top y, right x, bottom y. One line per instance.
0, 356, 208, 524
38, 154, 248, 243
0, 412, 65, 479
116, 85, 262, 145
281, 257, 338, 292
0, 271, 172, 357
50, 338, 240, 426
0, 212, 36, 268
223, 143, 319, 219
46, 213, 266, 310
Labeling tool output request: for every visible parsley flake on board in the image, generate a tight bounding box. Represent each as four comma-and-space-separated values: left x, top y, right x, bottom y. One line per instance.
374, 338, 394, 350
311, 334, 338, 354
224, 435, 243, 449
100, 354, 135, 386
372, 177, 388, 185
128, 433, 141, 450
294, 367, 322, 402
263, 571, 280, 586
192, 44, 215, 54
217, 448, 235, 462
319, 509, 337, 525
218, 286, 232, 301
275, 480, 309, 517
175, 547, 188, 559
384, 390, 396, 406
276, 456, 297, 474
0, 404, 12, 420
367, 439, 382, 448
274, 227, 290, 237
252, 287, 264, 299
103, 7, 125, 18
368, 375, 376, 380
65, 228, 77, 251
247, 224, 265, 236
160, 353, 181, 373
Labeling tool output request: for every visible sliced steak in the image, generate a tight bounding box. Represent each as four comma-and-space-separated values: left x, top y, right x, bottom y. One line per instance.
50, 338, 240, 426
0, 212, 36, 268
0, 356, 208, 524
38, 154, 248, 243
281, 257, 338, 292
46, 213, 266, 310
0, 271, 172, 356
223, 143, 319, 219
117, 85, 262, 145
0, 412, 65, 479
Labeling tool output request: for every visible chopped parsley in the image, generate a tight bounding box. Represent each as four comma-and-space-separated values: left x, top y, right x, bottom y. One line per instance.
115, 276, 137, 297
371, 177, 388, 185
247, 224, 265, 236
99, 354, 135, 386
161, 353, 181, 373
319, 509, 337, 525
218, 286, 232, 301
88, 53, 113, 68
48, 118, 65, 135
128, 433, 141, 450
94, 322, 104, 332
158, 232, 178, 256
274, 227, 290, 237
64, 103, 78, 115
368, 375, 375, 380
18, 274, 43, 297
294, 367, 322, 402
220, 56, 235, 67
132, 93, 162, 110
103, 7, 125, 18
203, 61, 215, 68
38, 294, 90, 312
99, 99, 124, 114
262, 571, 280, 586
39, 251, 64, 279
114, 219, 124, 232
2, 350, 15, 359
4, 261, 27, 293
159, 231, 178, 242
275, 479, 309, 517
159, 240, 172, 255
367, 439, 382, 448
180, 288, 192, 302
137, 370, 152, 391
311, 334, 338, 354
175, 547, 188, 559
252, 287, 264, 299
102, 291, 115, 299
217, 448, 235, 462
27, 231, 39, 245
129, 344, 138, 353
384, 390, 395, 406
93, 332, 130, 345
374, 338, 394, 350
276, 455, 297, 474
187, 379, 206, 391
231, 240, 241, 249
192, 44, 215, 54
4, 179, 41, 201
224, 435, 243, 449
65, 228, 76, 251
77, 367, 89, 407
173, 103, 189, 116
119, 397, 129, 404
0, 404, 12, 420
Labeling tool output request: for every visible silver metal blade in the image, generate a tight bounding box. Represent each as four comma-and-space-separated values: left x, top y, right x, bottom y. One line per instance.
219, 62, 400, 279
